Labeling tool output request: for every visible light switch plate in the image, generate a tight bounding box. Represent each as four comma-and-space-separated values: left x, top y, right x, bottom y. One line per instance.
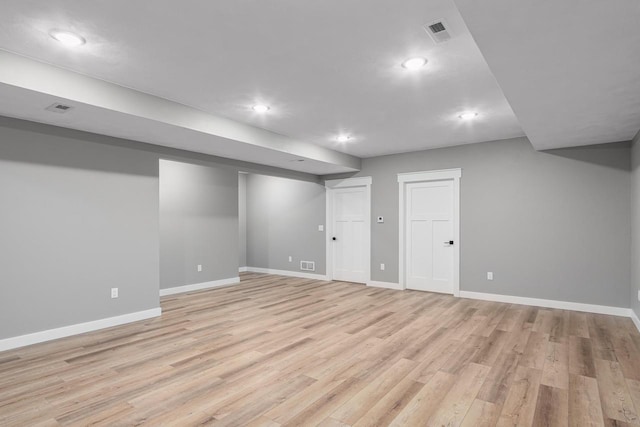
197, 265, 202, 272
111, 288, 118, 298
380, 263, 385, 271
318, 225, 324, 232
487, 272, 493, 280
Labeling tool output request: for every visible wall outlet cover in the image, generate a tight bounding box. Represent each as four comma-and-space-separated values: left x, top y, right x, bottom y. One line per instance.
197, 264, 202, 272
380, 263, 385, 271
288, 256, 292, 262
111, 288, 118, 298
487, 272, 493, 280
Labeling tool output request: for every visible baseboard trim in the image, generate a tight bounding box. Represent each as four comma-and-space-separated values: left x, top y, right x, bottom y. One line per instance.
239, 266, 248, 273
246, 267, 329, 281
459, 291, 631, 317
367, 280, 403, 290
0, 307, 161, 353
631, 310, 640, 333
160, 277, 240, 296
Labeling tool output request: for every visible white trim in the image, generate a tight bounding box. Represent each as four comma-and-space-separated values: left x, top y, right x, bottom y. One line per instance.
325, 176, 372, 189
325, 177, 372, 284
397, 168, 462, 183
239, 266, 248, 273
631, 310, 640, 333
367, 280, 403, 290
460, 291, 632, 317
246, 267, 329, 281
398, 168, 461, 296
0, 308, 161, 352
160, 277, 240, 296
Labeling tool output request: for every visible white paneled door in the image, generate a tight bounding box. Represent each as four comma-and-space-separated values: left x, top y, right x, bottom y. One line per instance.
331, 186, 368, 283
405, 180, 455, 294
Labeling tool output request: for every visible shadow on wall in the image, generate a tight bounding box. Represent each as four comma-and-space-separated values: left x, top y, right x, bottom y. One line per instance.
0, 116, 321, 183
542, 141, 631, 171
0, 116, 157, 176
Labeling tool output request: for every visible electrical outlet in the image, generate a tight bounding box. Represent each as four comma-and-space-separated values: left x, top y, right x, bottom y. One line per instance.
111, 288, 118, 299
197, 265, 202, 272
318, 225, 324, 232
487, 272, 493, 281
288, 256, 292, 262
380, 263, 385, 271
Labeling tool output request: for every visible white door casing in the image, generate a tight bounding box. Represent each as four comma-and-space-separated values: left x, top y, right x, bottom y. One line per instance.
398, 169, 461, 296
325, 177, 371, 284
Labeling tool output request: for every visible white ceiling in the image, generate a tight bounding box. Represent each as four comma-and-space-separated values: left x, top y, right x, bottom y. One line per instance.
454, 0, 640, 150
0, 1, 637, 171
0, 83, 351, 175
0, 0, 523, 160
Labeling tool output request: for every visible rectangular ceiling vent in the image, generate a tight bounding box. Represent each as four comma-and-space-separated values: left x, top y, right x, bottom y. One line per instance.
424, 20, 452, 44
300, 261, 315, 272
46, 103, 73, 114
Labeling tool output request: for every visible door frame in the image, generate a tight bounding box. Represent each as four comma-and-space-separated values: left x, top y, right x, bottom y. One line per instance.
325, 177, 372, 283
398, 169, 461, 296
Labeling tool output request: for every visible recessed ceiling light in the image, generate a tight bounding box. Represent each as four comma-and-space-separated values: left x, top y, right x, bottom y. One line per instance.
336, 135, 351, 143
401, 57, 427, 70
458, 112, 479, 120
49, 29, 86, 47
252, 104, 270, 113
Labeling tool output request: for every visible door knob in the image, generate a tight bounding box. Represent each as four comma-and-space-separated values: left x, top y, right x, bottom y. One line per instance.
444, 240, 454, 245
332, 237, 337, 241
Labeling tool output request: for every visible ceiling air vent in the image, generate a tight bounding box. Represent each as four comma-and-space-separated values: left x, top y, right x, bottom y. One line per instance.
46, 103, 73, 114
424, 20, 452, 44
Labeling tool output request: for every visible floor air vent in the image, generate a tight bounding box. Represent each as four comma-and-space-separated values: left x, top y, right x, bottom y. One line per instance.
424, 20, 452, 44
300, 261, 315, 271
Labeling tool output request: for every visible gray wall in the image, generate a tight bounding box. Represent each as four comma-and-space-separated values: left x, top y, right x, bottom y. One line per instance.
333, 137, 631, 308
632, 132, 640, 318
159, 160, 239, 289
0, 118, 160, 339
246, 174, 326, 274
0, 116, 321, 340
239, 173, 247, 267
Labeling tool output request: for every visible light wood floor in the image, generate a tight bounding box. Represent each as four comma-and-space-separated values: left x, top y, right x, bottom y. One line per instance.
1, 273, 640, 426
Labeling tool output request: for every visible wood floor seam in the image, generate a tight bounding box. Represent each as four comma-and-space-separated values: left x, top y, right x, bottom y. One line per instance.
1, 272, 639, 426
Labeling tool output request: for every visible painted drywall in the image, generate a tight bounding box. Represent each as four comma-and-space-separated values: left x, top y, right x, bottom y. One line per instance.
239, 173, 247, 268
160, 160, 239, 289
246, 174, 326, 275
0, 118, 160, 339
0, 115, 324, 342
329, 137, 631, 308
631, 131, 640, 318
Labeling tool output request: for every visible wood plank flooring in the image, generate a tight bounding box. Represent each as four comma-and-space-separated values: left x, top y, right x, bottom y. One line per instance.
1, 273, 640, 426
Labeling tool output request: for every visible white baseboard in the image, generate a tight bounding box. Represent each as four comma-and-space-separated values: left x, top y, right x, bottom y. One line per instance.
631, 310, 640, 333
459, 291, 631, 317
160, 277, 240, 296
0, 307, 161, 353
246, 267, 329, 281
239, 266, 248, 273
367, 280, 403, 290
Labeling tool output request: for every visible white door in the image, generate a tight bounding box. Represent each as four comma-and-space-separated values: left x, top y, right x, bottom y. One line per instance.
405, 180, 455, 293
331, 187, 368, 283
